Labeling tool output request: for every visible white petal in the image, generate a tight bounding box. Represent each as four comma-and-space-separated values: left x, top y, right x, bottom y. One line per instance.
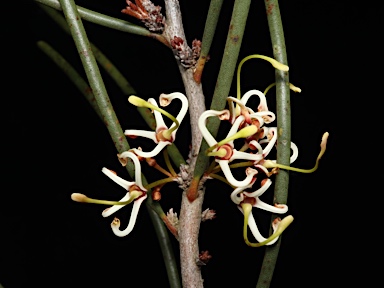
241, 89, 269, 112
243, 178, 272, 198
160, 92, 189, 139
219, 161, 256, 188
102, 167, 134, 190
226, 96, 240, 123
119, 151, 147, 191
148, 98, 167, 130
254, 164, 270, 175
198, 110, 226, 147
261, 127, 277, 157
102, 193, 130, 217
239, 206, 278, 245
248, 140, 263, 154
290, 142, 299, 163
130, 142, 170, 159
226, 115, 245, 141
251, 111, 276, 124
110, 194, 147, 237
230, 150, 264, 162
261, 126, 270, 139
261, 139, 298, 164
253, 198, 288, 214
249, 114, 265, 127
230, 187, 246, 204
124, 129, 158, 143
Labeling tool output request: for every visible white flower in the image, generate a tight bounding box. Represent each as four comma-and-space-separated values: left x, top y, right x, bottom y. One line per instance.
198, 109, 262, 187
101, 151, 147, 237
71, 152, 147, 238
230, 179, 290, 246
248, 127, 299, 176
227, 89, 276, 125
125, 92, 188, 158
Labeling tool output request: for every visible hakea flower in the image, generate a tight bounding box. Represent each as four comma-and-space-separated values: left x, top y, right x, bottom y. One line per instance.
231, 179, 293, 247
247, 127, 299, 175
125, 92, 188, 158
227, 89, 276, 126
199, 110, 265, 187
71, 151, 147, 237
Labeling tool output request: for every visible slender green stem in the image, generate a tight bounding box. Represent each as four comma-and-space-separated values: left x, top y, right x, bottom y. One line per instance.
58, 0, 127, 154
193, 0, 224, 83
256, 1, 291, 287
209, 0, 252, 118
205, 159, 217, 175
200, 0, 224, 56
166, 145, 186, 169
145, 177, 176, 190
91, 44, 160, 130
57, 1, 180, 287
208, 173, 233, 187
36, 41, 102, 120
146, 201, 181, 288
34, 0, 170, 47
152, 163, 174, 178
193, 0, 252, 181
163, 149, 177, 177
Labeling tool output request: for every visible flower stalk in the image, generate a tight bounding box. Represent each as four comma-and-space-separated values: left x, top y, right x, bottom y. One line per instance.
256, 1, 292, 287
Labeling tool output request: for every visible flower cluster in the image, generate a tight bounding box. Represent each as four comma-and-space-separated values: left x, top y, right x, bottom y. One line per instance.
71, 52, 329, 245
72, 92, 189, 237
198, 55, 328, 246
199, 91, 293, 245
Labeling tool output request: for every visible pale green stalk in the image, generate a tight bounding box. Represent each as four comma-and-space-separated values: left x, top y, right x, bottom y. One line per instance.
36, 41, 102, 120
193, 0, 224, 83
256, 1, 291, 288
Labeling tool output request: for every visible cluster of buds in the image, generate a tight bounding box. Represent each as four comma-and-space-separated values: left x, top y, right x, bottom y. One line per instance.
170, 36, 200, 68
122, 1, 201, 69
199, 54, 329, 246
121, 0, 165, 32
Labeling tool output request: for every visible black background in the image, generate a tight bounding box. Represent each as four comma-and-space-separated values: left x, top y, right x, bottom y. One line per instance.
2, 0, 379, 287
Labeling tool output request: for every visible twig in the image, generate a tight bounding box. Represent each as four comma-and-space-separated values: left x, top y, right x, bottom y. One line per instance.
193, 0, 224, 83
34, 0, 170, 47
162, 0, 207, 286
256, 1, 291, 287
